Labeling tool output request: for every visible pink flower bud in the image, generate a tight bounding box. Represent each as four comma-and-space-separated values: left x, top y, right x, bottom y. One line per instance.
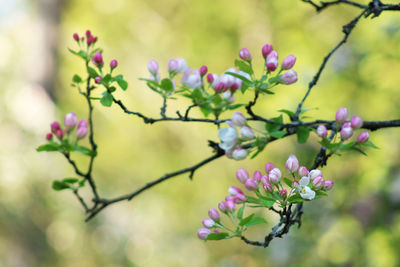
224, 200, 236, 212
231, 112, 246, 127
269, 168, 281, 184
260, 175, 269, 184
298, 166, 309, 177
350, 115, 363, 129
92, 52, 104, 67
280, 70, 298, 85
50, 121, 61, 134
64, 112, 77, 131
218, 201, 227, 213
263, 182, 273, 192
324, 180, 334, 190
46, 133, 53, 141
236, 168, 249, 183
239, 48, 252, 61
214, 82, 226, 93
262, 43, 273, 59
175, 58, 188, 73
73, 33, 79, 41
233, 193, 247, 204
317, 125, 328, 138
87, 35, 94, 45
92, 36, 98, 43
225, 195, 234, 201
244, 178, 258, 191
208, 208, 220, 222
312, 176, 325, 189
340, 125, 353, 140
206, 73, 214, 84
265, 162, 275, 173
94, 76, 102, 84
280, 189, 287, 198
200, 65, 208, 76
228, 186, 243, 195
281, 55, 296, 70
230, 82, 239, 93
202, 218, 215, 228
240, 126, 255, 140
285, 154, 299, 173
76, 126, 88, 139
357, 131, 369, 144
110, 59, 118, 69
266, 51, 278, 71
253, 170, 262, 181
335, 107, 348, 124
197, 228, 211, 240
309, 169, 322, 180
167, 59, 178, 73
85, 30, 91, 37
78, 120, 88, 129
232, 148, 248, 160
213, 229, 221, 233
147, 60, 159, 75
56, 129, 64, 140
292, 180, 299, 187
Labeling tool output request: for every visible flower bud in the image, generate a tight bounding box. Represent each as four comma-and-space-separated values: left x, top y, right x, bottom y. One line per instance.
233, 193, 247, 204
268, 168, 281, 184
78, 120, 88, 129
232, 148, 248, 160
335, 107, 348, 124
253, 170, 262, 181
350, 115, 363, 129
317, 125, 328, 138
213, 229, 221, 233
224, 200, 236, 212
50, 121, 61, 134
110, 59, 118, 69
202, 218, 215, 228
357, 131, 369, 144
262, 43, 273, 58
73, 33, 79, 41
200, 65, 208, 76
312, 176, 324, 189
197, 228, 211, 240
266, 51, 278, 71
218, 201, 227, 213
175, 58, 188, 73
239, 48, 252, 62
56, 129, 64, 140
263, 182, 273, 192
167, 59, 178, 73
265, 162, 275, 173
280, 70, 298, 85
309, 169, 322, 180
230, 82, 239, 93
236, 168, 249, 183
64, 112, 77, 131
46, 133, 53, 141
228, 186, 243, 195
76, 126, 88, 139
231, 112, 246, 127
260, 175, 269, 184
94, 76, 102, 84
87, 35, 95, 45
280, 189, 288, 198
240, 126, 255, 140
298, 166, 309, 177
244, 178, 258, 191
85, 30, 91, 37
147, 60, 159, 75
281, 55, 296, 70
340, 125, 353, 140
208, 208, 220, 222
92, 52, 104, 67
324, 180, 334, 190
285, 154, 299, 173
92, 36, 98, 43
214, 82, 226, 93
206, 73, 214, 84
292, 180, 299, 188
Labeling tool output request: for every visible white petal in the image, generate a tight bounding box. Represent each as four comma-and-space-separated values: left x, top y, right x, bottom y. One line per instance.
218, 127, 238, 142
300, 186, 315, 200
299, 176, 310, 186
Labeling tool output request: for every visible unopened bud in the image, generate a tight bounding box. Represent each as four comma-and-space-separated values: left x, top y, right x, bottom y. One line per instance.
335, 107, 348, 125
46, 133, 53, 141
253, 170, 262, 181
147, 60, 159, 75
197, 228, 211, 240
228, 186, 243, 195
94, 76, 102, 84
200, 65, 208, 76
214, 82, 225, 93
340, 125, 353, 140
73, 33, 79, 41
240, 126, 255, 140
230, 82, 239, 93
231, 112, 246, 127
317, 125, 328, 138
232, 148, 248, 160
269, 168, 282, 184
92, 52, 104, 67
280, 70, 298, 85
244, 178, 258, 191
64, 112, 77, 131
262, 43, 273, 58
239, 48, 252, 62
110, 59, 118, 69
263, 182, 273, 192
298, 166, 309, 177
324, 180, 334, 190
208, 208, 220, 222
233, 193, 247, 204
56, 129, 64, 140
266, 51, 278, 71
202, 218, 215, 228
76, 125, 88, 139
281, 55, 296, 70
356, 131, 369, 144
265, 162, 275, 173
312, 176, 325, 189
206, 73, 214, 84
224, 200, 236, 212
236, 168, 249, 183
285, 154, 299, 173
309, 169, 322, 180
280, 189, 288, 198
350, 115, 363, 129
50, 121, 61, 134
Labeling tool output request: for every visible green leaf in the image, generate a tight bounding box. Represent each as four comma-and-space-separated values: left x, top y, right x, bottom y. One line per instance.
102, 74, 112, 84
205, 232, 230, 240
351, 146, 367, 156
72, 146, 97, 157
283, 177, 293, 187
68, 48, 87, 60
72, 74, 82, 83
316, 190, 328, 197
278, 109, 294, 119
268, 76, 281, 84
52, 180, 70, 191
237, 205, 245, 220
258, 198, 275, 208
199, 103, 213, 117
244, 216, 267, 227
160, 78, 173, 92
100, 92, 113, 107
108, 86, 116, 93
362, 141, 378, 149
296, 126, 310, 144
320, 138, 341, 150
239, 214, 255, 226
338, 141, 356, 151
269, 130, 287, 139
226, 104, 244, 110
234, 59, 253, 74
246, 196, 261, 205
87, 66, 99, 78
265, 115, 283, 132
287, 194, 304, 203
113, 75, 128, 90
78, 179, 86, 188
62, 178, 79, 184
36, 143, 60, 152
225, 72, 252, 83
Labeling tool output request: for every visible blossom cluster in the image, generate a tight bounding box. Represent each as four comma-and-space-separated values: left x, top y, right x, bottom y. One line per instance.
46, 112, 88, 142
197, 154, 333, 241
218, 112, 255, 160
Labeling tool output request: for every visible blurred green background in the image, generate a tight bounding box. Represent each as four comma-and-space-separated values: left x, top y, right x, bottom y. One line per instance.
1, 0, 400, 266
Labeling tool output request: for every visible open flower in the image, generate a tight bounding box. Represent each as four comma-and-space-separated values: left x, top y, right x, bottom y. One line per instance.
297, 176, 316, 200
218, 127, 238, 152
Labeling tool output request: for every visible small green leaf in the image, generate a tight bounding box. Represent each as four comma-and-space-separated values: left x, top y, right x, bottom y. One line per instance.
117, 79, 128, 90
278, 109, 295, 119
87, 66, 99, 78
237, 205, 245, 220
339, 141, 356, 151
225, 72, 252, 83
205, 232, 230, 240
362, 141, 378, 149
244, 216, 267, 227
52, 180, 70, 191
239, 214, 255, 226
68, 48, 87, 60
316, 190, 328, 196
72, 146, 97, 157
72, 74, 82, 83
268, 76, 281, 84
160, 78, 173, 92
296, 126, 310, 144
234, 59, 253, 75
283, 177, 293, 187
288, 194, 304, 203
100, 92, 113, 107
36, 143, 60, 152
102, 74, 112, 84
62, 178, 79, 184
226, 104, 244, 110
269, 130, 287, 139
265, 115, 283, 132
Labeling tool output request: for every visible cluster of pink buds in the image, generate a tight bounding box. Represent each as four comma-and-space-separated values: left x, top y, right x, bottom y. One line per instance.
46, 112, 88, 142
316, 107, 369, 144
207, 68, 250, 93
72, 30, 98, 46
218, 112, 255, 160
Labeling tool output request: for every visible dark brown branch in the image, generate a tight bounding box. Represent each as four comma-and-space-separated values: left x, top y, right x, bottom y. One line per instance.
302, 0, 367, 12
